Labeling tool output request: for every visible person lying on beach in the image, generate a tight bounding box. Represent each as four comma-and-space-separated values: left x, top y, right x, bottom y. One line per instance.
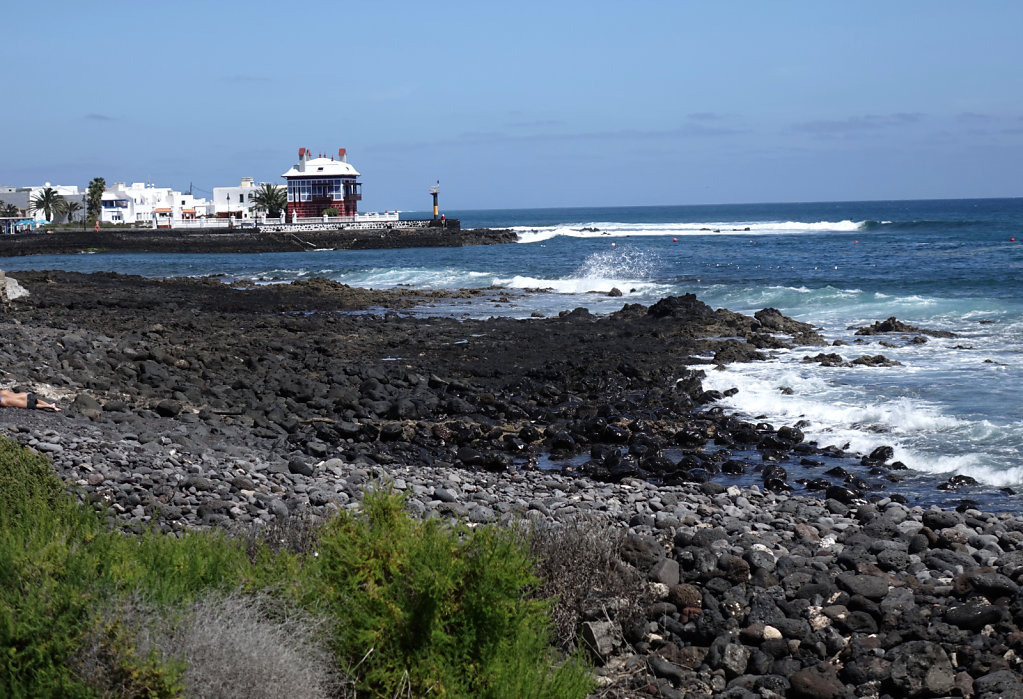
0, 390, 60, 411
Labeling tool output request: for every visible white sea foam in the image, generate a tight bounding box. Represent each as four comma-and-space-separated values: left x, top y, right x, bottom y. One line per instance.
514, 220, 864, 243
693, 352, 1023, 487
494, 274, 663, 296
493, 247, 671, 297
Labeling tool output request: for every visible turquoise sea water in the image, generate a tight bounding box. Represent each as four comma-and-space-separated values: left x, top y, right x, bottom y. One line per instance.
4, 198, 1023, 506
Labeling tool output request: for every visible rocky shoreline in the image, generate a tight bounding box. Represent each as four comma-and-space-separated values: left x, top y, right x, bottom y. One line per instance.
4, 270, 1023, 698
0, 225, 516, 256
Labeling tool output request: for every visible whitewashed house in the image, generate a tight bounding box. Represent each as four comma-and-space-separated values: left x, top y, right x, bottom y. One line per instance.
213, 177, 262, 220
0, 183, 85, 223
100, 183, 211, 226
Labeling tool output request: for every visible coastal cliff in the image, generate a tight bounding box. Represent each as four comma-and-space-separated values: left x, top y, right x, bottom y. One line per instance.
0, 225, 516, 256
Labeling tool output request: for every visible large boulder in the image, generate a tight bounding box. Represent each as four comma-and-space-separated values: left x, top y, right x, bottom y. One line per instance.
0, 271, 30, 302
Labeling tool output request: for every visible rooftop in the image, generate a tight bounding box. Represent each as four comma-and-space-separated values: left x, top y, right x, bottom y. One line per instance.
282, 156, 360, 179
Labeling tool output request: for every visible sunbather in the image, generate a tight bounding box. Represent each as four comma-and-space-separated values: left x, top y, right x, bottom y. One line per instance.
0, 390, 60, 411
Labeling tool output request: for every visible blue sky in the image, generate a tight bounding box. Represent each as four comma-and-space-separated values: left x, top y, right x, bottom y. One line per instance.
3, 1, 1021, 210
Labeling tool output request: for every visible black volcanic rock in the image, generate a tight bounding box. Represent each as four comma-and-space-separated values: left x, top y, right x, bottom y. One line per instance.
854, 316, 957, 338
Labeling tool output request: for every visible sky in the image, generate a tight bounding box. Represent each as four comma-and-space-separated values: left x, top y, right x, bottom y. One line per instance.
2, 1, 1021, 211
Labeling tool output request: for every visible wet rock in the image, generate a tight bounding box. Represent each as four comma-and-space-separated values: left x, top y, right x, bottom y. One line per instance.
854, 316, 956, 338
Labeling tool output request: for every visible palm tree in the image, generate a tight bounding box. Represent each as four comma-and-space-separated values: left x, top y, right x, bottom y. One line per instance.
86, 177, 106, 221
251, 183, 288, 219
29, 187, 66, 222
1, 203, 20, 218
63, 200, 83, 222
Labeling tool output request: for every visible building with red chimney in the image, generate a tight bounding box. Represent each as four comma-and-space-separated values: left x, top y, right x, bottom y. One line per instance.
282, 148, 362, 219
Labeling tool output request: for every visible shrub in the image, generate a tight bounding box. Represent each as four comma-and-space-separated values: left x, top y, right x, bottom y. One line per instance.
527, 515, 645, 652
0, 437, 255, 695
0, 434, 73, 519
0, 438, 109, 697
305, 489, 593, 698
235, 511, 321, 561
76, 592, 345, 699
71, 595, 186, 699
171, 592, 345, 698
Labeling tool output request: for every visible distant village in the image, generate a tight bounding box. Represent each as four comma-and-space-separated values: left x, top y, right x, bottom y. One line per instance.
0, 147, 407, 234
0, 178, 274, 230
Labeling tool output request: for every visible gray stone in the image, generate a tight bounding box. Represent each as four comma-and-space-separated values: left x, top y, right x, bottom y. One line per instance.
973, 669, 1023, 699
155, 399, 182, 417
887, 640, 954, 697
719, 642, 750, 678
965, 570, 1019, 599
836, 572, 889, 600
287, 458, 315, 477
944, 602, 1006, 630
922, 509, 961, 529
269, 499, 289, 519
433, 487, 459, 503
581, 620, 621, 660
788, 665, 843, 699
647, 655, 687, 684
650, 557, 680, 586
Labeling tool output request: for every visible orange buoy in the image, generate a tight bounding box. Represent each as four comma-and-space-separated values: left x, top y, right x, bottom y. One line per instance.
672, 237, 678, 242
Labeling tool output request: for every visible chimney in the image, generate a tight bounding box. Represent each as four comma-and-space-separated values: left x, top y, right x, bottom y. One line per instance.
339, 148, 347, 162
298, 147, 305, 158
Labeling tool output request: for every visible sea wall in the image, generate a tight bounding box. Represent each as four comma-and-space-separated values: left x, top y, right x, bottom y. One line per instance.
0, 224, 516, 257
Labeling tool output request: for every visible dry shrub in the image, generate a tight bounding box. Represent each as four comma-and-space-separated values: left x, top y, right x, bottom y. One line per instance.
170, 591, 346, 698
236, 512, 322, 561
527, 515, 646, 652
75, 591, 348, 699
71, 594, 184, 698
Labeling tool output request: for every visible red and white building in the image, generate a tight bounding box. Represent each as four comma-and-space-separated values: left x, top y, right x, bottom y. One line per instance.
283, 148, 362, 219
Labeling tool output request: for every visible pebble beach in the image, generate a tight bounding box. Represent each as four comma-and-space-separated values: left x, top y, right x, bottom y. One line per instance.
5, 269, 1023, 698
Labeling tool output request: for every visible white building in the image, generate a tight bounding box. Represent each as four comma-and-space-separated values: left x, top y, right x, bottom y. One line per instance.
0, 183, 85, 223
101, 182, 211, 226
212, 177, 266, 220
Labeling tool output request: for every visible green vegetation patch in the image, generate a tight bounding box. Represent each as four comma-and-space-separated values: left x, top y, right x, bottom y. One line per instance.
305, 490, 592, 697
0, 438, 593, 698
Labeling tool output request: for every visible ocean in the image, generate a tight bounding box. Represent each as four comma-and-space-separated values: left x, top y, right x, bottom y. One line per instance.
4, 198, 1022, 509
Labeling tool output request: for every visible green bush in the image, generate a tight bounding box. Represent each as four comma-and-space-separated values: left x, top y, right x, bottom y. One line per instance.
304, 490, 593, 698
0, 439, 109, 697
0, 435, 73, 518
